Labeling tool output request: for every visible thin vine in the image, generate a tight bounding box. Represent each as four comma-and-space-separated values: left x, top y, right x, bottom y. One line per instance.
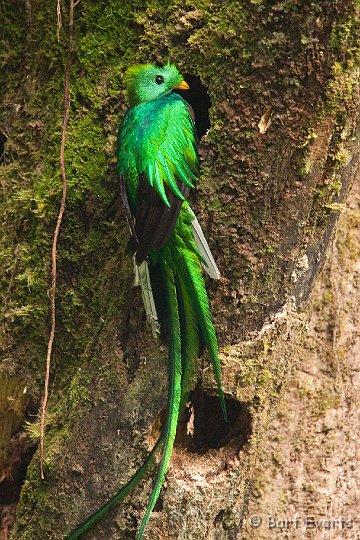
39, 0, 74, 480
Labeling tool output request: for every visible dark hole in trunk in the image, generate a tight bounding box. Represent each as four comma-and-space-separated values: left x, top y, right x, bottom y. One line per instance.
0, 437, 37, 505
0, 402, 38, 537
178, 386, 252, 454
0, 132, 7, 165
174, 75, 211, 140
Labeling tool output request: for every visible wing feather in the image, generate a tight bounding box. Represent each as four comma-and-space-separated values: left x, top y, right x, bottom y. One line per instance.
135, 95, 198, 204
118, 94, 199, 263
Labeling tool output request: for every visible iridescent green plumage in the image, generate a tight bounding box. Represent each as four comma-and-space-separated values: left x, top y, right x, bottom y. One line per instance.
66, 63, 226, 540
119, 90, 198, 209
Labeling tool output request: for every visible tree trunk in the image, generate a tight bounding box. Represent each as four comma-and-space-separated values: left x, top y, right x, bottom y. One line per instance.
244, 178, 360, 539
0, 1, 358, 539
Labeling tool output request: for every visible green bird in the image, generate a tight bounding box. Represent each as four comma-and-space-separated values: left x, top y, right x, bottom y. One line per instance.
66, 63, 226, 540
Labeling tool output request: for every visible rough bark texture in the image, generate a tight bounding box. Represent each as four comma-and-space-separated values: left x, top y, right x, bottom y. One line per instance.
0, 1, 359, 539
243, 177, 360, 540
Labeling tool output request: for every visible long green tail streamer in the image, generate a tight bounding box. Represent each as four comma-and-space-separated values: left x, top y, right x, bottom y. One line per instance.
136, 259, 182, 539
180, 249, 227, 421
66, 228, 226, 540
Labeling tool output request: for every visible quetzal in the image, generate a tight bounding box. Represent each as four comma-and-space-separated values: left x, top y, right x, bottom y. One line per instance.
66, 63, 226, 540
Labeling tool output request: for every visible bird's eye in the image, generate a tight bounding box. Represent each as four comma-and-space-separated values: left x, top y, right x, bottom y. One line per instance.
155, 75, 164, 85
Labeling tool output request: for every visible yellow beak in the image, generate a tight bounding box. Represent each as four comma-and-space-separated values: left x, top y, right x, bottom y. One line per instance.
173, 80, 189, 91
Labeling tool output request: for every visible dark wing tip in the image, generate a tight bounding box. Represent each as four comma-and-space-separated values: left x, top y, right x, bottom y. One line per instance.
131, 174, 190, 263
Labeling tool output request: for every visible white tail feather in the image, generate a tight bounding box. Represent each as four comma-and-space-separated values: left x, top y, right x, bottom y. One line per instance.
134, 258, 160, 337
190, 214, 221, 280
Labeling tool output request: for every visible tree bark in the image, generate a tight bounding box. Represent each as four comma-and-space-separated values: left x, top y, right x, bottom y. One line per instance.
0, 1, 358, 539
244, 177, 360, 540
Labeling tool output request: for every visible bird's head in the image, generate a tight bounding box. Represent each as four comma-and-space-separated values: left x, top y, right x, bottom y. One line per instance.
124, 63, 189, 106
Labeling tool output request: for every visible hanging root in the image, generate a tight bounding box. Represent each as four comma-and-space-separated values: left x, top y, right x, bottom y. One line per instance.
39, 0, 74, 480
